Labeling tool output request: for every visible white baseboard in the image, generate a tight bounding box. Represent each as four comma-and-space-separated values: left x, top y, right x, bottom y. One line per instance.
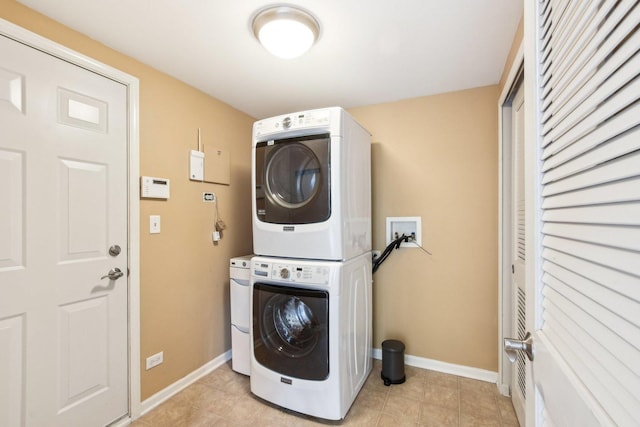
139, 350, 232, 417
372, 347, 498, 384
137, 348, 498, 421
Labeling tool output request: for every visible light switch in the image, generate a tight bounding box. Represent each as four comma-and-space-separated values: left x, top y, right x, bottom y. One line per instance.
150, 215, 161, 234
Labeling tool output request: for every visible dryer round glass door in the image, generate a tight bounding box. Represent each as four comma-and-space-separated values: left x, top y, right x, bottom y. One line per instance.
266, 143, 321, 208
253, 283, 329, 380
254, 134, 331, 225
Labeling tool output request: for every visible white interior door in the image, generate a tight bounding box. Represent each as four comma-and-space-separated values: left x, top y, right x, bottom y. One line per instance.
509, 82, 526, 425
521, 1, 640, 426
0, 34, 128, 426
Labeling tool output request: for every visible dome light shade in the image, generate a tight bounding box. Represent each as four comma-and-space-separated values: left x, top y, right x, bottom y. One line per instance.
252, 5, 320, 59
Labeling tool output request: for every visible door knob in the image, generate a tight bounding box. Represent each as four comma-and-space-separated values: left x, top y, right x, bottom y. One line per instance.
504, 332, 534, 362
101, 268, 124, 281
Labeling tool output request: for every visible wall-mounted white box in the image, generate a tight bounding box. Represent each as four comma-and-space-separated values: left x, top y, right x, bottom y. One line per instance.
386, 216, 422, 247
190, 150, 204, 181
141, 176, 170, 199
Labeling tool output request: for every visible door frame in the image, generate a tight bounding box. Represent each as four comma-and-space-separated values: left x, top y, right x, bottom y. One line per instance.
497, 41, 523, 397
0, 18, 142, 423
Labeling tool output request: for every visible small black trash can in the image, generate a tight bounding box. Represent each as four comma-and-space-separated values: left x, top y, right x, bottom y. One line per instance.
381, 339, 405, 386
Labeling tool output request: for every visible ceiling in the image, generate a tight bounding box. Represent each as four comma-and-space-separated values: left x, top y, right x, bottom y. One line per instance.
18, 0, 523, 119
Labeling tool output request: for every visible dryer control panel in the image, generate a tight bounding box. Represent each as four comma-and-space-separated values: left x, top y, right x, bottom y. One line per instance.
252, 260, 330, 285
253, 108, 331, 138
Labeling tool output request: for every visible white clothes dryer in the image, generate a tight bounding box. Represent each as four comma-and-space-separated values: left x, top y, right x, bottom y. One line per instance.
252, 107, 371, 261
249, 253, 372, 420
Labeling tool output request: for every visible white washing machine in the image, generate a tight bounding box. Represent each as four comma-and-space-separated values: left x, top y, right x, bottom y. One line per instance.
230, 255, 252, 375
252, 107, 371, 261
250, 253, 372, 420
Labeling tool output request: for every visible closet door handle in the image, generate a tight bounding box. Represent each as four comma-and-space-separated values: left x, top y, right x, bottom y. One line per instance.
504, 332, 534, 362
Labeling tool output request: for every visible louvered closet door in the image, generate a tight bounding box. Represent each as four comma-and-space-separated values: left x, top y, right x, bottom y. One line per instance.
510, 82, 526, 425
526, 0, 640, 425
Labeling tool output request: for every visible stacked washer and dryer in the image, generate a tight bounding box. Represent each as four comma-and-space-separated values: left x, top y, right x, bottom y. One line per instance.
249, 107, 373, 420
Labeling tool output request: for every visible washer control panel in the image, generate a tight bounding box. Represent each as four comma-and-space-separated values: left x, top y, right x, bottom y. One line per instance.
252, 260, 330, 285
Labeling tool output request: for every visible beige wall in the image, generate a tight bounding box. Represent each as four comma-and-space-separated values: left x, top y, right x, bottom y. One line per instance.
349, 85, 500, 371
2, 0, 517, 399
0, 0, 254, 399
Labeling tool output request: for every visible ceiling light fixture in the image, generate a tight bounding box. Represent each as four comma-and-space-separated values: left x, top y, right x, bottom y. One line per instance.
252, 5, 320, 59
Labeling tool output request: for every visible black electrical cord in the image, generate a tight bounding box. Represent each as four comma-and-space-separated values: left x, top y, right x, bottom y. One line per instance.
372, 234, 410, 274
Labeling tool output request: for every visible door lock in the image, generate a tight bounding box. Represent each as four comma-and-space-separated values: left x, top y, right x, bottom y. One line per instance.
109, 245, 121, 257
101, 268, 124, 281
504, 332, 534, 362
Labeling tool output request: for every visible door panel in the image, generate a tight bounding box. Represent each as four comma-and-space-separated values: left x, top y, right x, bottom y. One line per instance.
59, 296, 109, 410
0, 149, 23, 269
0, 34, 128, 426
0, 66, 24, 113
59, 159, 107, 260
0, 315, 24, 427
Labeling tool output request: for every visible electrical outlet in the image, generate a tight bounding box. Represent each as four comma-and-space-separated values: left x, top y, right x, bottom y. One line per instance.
146, 351, 163, 370
203, 192, 216, 202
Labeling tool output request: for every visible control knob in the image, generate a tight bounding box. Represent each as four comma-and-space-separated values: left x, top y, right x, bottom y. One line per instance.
280, 268, 290, 279
282, 117, 292, 129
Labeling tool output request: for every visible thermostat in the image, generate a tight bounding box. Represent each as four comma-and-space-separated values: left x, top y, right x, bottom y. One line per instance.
141, 176, 170, 199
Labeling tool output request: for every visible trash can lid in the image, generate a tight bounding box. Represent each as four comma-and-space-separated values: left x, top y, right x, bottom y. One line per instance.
382, 339, 405, 352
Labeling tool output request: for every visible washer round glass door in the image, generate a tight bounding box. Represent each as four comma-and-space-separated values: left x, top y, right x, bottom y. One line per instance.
266, 294, 319, 358
253, 283, 329, 380
265, 143, 321, 209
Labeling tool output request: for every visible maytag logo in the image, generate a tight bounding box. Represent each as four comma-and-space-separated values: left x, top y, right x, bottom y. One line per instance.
283, 226, 295, 232
280, 377, 292, 385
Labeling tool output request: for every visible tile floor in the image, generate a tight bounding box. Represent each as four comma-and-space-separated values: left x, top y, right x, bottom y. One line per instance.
132, 360, 519, 426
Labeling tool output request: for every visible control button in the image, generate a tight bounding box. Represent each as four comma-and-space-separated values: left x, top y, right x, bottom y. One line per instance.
280, 268, 290, 279
282, 117, 292, 129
